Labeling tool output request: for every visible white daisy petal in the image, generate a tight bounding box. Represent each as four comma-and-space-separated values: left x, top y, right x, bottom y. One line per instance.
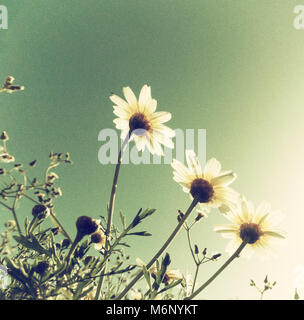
211, 171, 237, 187
123, 86, 138, 105
110, 94, 128, 108
147, 98, 157, 113
150, 111, 172, 124
138, 85, 151, 106
203, 158, 221, 181
185, 150, 202, 177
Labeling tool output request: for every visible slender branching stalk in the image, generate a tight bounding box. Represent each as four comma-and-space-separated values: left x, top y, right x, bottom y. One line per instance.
115, 197, 199, 300
95, 132, 131, 300
184, 239, 248, 300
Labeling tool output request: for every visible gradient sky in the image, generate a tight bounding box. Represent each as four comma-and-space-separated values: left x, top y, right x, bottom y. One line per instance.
1, 0, 304, 299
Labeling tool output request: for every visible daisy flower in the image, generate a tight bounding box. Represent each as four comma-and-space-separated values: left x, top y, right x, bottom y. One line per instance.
171, 150, 239, 212
214, 199, 286, 258
110, 85, 175, 155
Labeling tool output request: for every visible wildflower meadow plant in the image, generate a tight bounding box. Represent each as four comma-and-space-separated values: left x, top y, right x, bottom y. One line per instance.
0, 79, 286, 300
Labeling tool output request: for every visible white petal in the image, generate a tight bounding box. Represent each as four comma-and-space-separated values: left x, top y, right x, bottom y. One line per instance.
185, 150, 202, 177
211, 171, 236, 187
110, 94, 128, 108
152, 130, 174, 149
203, 158, 221, 181
123, 86, 137, 105
263, 231, 285, 239
214, 224, 238, 233
150, 112, 172, 124
113, 106, 130, 118
147, 99, 157, 113
138, 85, 151, 106
113, 118, 129, 130
154, 124, 175, 137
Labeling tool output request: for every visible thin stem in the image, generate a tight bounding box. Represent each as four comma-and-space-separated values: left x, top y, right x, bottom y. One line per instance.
185, 226, 198, 265
106, 132, 130, 238
12, 196, 22, 236
95, 133, 130, 300
185, 240, 248, 300
191, 265, 200, 295
115, 197, 199, 300
66, 232, 83, 265
0, 199, 12, 211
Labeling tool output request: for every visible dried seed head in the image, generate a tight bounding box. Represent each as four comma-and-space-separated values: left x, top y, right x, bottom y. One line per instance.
76, 216, 99, 237
51, 227, 60, 235
35, 261, 49, 275
62, 239, 71, 248
32, 204, 50, 219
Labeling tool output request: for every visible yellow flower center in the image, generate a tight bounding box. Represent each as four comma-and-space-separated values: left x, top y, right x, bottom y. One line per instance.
239, 223, 263, 244
129, 112, 151, 134
190, 178, 214, 203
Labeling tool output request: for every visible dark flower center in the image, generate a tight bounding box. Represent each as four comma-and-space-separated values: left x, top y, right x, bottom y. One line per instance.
129, 113, 151, 134
190, 178, 214, 203
239, 223, 263, 244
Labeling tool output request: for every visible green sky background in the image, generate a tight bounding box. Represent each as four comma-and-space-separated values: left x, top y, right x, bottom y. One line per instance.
1, 0, 304, 299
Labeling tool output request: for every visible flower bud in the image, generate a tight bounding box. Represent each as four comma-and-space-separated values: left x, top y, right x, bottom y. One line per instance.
4, 76, 15, 87
0, 131, 9, 141
84, 256, 96, 266
194, 244, 199, 255
195, 210, 208, 221
29, 160, 37, 167
32, 204, 50, 220
35, 261, 49, 275
177, 209, 184, 223
62, 238, 71, 249
76, 216, 99, 237
211, 253, 221, 261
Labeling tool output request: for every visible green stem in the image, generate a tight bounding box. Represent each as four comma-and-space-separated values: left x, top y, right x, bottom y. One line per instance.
191, 264, 200, 295
106, 132, 130, 238
66, 232, 83, 265
184, 240, 248, 300
12, 197, 22, 236
115, 198, 199, 300
95, 133, 130, 300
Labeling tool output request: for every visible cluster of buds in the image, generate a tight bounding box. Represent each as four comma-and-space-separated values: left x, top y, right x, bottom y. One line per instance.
32, 204, 50, 220
0, 131, 15, 163
194, 245, 222, 262
0, 76, 24, 94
